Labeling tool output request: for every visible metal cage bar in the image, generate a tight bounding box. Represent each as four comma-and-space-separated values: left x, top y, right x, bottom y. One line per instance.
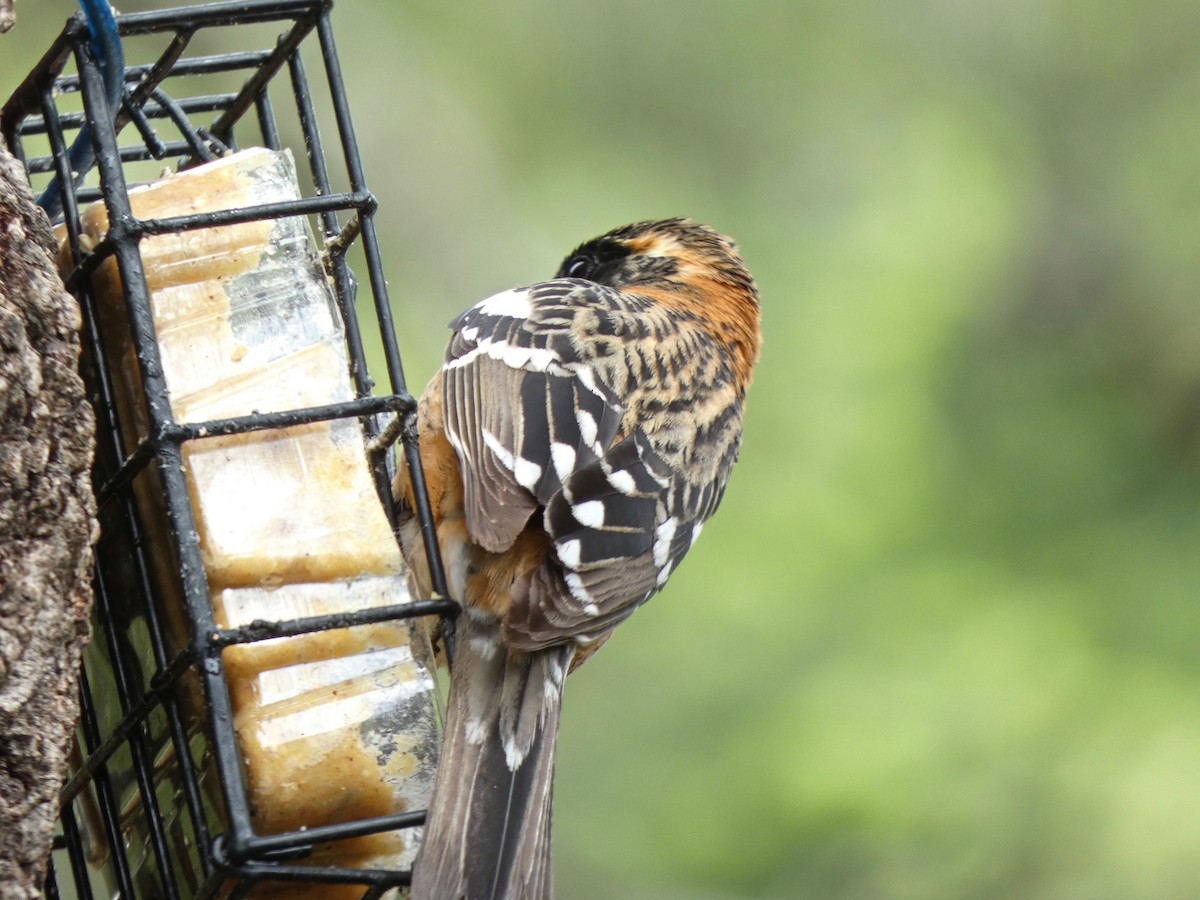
1, 2, 455, 896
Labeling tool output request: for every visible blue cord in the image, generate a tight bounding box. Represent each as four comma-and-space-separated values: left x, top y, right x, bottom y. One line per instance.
39, 0, 126, 220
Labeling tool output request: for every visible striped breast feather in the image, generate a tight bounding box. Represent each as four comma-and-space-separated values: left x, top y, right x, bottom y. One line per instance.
441, 281, 627, 554
504, 430, 713, 650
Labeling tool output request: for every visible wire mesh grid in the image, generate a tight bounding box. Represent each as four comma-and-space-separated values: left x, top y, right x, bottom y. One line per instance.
1, 2, 455, 896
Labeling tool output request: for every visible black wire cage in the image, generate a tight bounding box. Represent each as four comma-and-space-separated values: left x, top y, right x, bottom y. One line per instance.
1, 2, 455, 897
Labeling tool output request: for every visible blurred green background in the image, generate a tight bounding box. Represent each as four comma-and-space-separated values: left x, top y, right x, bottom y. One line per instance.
7, 1, 1200, 897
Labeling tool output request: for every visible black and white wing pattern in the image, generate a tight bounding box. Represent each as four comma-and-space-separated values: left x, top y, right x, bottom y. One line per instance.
441, 280, 627, 551
442, 278, 745, 647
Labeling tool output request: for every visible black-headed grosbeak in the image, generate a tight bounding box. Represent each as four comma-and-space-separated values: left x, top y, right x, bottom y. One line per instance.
394, 218, 761, 900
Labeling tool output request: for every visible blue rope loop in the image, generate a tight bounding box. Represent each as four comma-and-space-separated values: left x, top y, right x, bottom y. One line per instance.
38, 0, 126, 220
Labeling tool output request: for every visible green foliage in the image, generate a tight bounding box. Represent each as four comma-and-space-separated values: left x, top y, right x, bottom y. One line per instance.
7, 1, 1200, 896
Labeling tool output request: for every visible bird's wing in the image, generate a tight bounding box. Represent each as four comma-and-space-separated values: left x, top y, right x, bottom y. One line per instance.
443, 278, 741, 649
441, 279, 627, 554
506, 418, 738, 649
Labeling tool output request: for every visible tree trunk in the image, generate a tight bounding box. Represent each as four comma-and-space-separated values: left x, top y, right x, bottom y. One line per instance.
0, 142, 98, 897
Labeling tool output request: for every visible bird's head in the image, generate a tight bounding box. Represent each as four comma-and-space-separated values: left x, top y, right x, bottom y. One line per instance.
556, 218, 762, 386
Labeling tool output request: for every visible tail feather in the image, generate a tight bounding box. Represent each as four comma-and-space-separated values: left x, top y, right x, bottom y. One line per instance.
413, 608, 573, 900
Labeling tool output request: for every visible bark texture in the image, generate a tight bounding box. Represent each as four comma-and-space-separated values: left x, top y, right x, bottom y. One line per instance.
0, 142, 98, 897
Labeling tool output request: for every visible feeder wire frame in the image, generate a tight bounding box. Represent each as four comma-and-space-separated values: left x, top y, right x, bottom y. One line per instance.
1, 2, 456, 896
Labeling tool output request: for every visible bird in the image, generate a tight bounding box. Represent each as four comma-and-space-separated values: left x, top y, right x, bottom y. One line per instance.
392, 217, 761, 900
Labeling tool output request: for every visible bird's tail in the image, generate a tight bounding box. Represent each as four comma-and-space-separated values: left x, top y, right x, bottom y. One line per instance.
413, 607, 573, 900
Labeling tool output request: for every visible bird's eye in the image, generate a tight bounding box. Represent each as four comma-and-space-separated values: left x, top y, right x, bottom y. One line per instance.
565, 256, 592, 279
